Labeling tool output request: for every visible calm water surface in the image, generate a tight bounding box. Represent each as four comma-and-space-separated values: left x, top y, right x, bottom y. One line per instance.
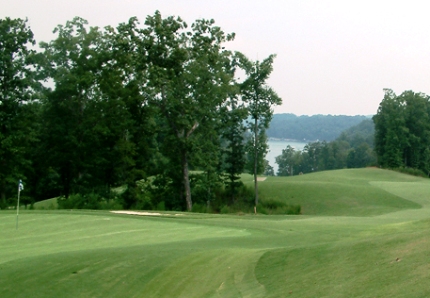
266, 140, 307, 174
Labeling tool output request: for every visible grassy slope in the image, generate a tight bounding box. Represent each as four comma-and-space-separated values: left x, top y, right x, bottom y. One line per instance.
255, 168, 422, 216
1, 168, 430, 297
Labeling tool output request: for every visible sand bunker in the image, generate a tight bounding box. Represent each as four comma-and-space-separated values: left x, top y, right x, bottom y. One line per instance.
110, 211, 183, 216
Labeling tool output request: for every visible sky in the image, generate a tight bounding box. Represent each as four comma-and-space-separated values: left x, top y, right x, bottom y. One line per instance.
2, 0, 430, 116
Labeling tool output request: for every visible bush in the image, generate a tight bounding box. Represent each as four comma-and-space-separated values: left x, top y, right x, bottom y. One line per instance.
191, 203, 208, 213
259, 198, 301, 215
99, 200, 123, 210
261, 199, 285, 209
394, 167, 427, 178
256, 204, 268, 215
156, 201, 166, 211
58, 191, 121, 210
120, 182, 153, 210
220, 205, 230, 214
58, 193, 99, 209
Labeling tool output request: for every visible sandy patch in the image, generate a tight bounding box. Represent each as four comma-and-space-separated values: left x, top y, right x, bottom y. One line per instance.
257, 177, 267, 181
110, 211, 183, 216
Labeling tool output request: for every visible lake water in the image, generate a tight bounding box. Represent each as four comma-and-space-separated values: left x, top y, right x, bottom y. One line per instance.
266, 140, 307, 174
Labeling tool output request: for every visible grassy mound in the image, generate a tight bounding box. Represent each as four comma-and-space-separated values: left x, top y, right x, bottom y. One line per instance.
254, 168, 422, 216
1, 168, 430, 297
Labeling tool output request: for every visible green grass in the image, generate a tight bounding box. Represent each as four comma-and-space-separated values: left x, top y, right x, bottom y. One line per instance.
1, 168, 430, 297
256, 168, 422, 216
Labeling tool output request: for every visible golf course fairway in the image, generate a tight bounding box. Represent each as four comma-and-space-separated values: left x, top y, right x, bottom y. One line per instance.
1, 168, 429, 297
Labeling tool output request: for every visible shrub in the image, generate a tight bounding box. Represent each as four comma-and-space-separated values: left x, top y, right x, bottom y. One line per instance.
191, 203, 207, 213
156, 201, 166, 211
256, 204, 268, 215
58, 191, 122, 210
259, 198, 301, 215
261, 198, 285, 209
394, 167, 427, 178
220, 205, 230, 214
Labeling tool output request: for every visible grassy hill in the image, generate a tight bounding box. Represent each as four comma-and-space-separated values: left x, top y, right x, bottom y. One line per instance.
254, 168, 421, 216
1, 168, 430, 297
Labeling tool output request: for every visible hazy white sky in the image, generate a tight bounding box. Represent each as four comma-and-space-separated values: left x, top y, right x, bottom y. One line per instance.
2, 0, 430, 116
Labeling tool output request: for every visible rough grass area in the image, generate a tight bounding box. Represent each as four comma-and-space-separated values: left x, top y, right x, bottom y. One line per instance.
1, 168, 430, 297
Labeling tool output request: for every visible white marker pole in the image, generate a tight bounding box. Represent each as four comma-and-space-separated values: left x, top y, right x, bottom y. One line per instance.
16, 180, 22, 230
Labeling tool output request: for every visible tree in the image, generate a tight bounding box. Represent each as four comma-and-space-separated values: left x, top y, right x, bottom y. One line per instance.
373, 89, 405, 168
301, 142, 322, 173
347, 142, 372, 168
142, 12, 235, 211
237, 53, 281, 205
0, 18, 40, 207
373, 89, 430, 172
402, 91, 430, 169
221, 100, 248, 203
276, 145, 296, 176
39, 17, 138, 200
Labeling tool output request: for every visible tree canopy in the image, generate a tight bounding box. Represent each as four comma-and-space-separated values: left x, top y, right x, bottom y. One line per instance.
373, 89, 430, 175
0, 13, 281, 212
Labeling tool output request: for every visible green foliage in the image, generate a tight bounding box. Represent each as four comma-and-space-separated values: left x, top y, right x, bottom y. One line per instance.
156, 201, 166, 211
236, 53, 282, 205
191, 203, 208, 213
0, 17, 41, 207
220, 205, 230, 214
257, 198, 301, 215
275, 119, 376, 176
0, 13, 284, 212
120, 179, 153, 210
221, 102, 248, 200
276, 145, 299, 176
188, 179, 256, 214
393, 167, 427, 178
374, 89, 430, 173
58, 191, 122, 210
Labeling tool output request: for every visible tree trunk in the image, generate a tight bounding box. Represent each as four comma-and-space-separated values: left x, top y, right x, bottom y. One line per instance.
0, 188, 5, 208
0, 175, 6, 208
254, 117, 259, 206
181, 151, 192, 211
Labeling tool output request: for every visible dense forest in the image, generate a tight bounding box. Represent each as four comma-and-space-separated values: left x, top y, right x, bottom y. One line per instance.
0, 14, 281, 211
267, 113, 369, 141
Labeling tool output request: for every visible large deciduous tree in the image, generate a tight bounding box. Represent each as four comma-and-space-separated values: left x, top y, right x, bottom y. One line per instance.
142, 11, 235, 211
0, 17, 40, 207
39, 17, 138, 200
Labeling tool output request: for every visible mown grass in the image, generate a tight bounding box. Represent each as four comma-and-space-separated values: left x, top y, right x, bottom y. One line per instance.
1, 168, 430, 297
255, 168, 422, 216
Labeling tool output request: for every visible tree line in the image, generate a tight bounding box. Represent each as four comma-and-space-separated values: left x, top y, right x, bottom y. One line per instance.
0, 13, 281, 211
274, 88, 430, 177
274, 118, 376, 176
373, 89, 430, 176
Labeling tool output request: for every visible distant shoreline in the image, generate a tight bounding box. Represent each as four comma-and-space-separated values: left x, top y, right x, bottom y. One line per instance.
268, 137, 317, 143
